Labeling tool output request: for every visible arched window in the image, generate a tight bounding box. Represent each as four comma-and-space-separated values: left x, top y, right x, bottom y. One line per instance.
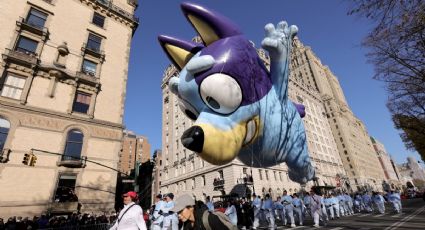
0, 117, 10, 151
63, 129, 84, 160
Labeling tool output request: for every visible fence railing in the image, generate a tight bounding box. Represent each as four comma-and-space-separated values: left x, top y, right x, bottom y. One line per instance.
42, 223, 111, 230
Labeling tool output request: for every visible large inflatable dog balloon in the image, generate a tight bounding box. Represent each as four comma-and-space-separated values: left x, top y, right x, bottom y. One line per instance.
158, 2, 315, 183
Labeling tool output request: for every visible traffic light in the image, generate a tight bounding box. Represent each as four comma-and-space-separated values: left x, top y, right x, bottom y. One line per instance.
29, 155, 37, 167
22, 153, 31, 165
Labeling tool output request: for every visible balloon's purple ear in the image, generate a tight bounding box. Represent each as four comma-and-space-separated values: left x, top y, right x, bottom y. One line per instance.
181, 2, 242, 46
157, 35, 204, 71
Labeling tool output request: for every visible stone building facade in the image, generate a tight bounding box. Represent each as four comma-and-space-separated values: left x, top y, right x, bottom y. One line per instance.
158, 39, 349, 200
370, 137, 401, 189
297, 40, 386, 191
119, 130, 151, 175
0, 0, 138, 218
151, 149, 162, 202
398, 156, 425, 184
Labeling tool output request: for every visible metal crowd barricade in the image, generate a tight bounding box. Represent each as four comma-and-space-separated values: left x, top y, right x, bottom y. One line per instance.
42, 223, 111, 230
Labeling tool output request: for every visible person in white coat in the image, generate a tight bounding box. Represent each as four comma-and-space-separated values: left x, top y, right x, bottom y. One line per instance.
151, 194, 165, 230
262, 194, 275, 229
162, 193, 179, 230
309, 189, 322, 228
206, 196, 214, 212
252, 194, 262, 229
224, 200, 238, 226
282, 190, 295, 228
273, 196, 285, 224
372, 192, 385, 214
109, 191, 147, 230
292, 193, 303, 226
389, 190, 402, 213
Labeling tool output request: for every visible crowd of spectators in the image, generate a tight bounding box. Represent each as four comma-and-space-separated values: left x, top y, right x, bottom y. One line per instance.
0, 213, 115, 230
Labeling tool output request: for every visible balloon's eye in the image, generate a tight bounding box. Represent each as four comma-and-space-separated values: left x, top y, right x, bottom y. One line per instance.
199, 73, 242, 114
179, 100, 199, 121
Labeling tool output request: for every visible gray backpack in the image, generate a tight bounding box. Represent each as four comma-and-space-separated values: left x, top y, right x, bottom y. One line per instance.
202, 210, 238, 230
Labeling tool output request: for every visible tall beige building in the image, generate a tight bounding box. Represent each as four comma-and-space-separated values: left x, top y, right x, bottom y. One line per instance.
370, 137, 401, 189
152, 149, 162, 201
119, 130, 151, 175
0, 0, 138, 218
158, 39, 347, 200
398, 156, 425, 184
300, 41, 386, 191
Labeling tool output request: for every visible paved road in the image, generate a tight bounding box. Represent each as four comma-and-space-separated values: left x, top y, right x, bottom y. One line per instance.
256, 198, 425, 230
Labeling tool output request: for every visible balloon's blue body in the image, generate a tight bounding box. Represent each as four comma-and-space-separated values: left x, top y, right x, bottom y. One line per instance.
158, 2, 315, 184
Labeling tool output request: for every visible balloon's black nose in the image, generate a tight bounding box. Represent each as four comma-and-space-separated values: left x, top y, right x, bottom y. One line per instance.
181, 126, 204, 153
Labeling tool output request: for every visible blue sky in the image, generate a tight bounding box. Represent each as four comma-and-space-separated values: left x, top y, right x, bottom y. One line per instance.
124, 0, 422, 165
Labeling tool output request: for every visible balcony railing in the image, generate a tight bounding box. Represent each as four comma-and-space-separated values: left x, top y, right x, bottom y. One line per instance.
75, 71, 100, 85
16, 17, 49, 37
0, 148, 11, 163
213, 178, 225, 190
82, 68, 96, 77
95, 0, 139, 23
44, 223, 111, 230
57, 155, 87, 168
237, 176, 254, 185
2, 48, 38, 65
180, 157, 186, 164
49, 201, 79, 213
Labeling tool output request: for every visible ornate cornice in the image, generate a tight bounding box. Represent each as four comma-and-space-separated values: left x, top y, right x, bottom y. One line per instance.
0, 99, 123, 131
80, 0, 139, 32
38, 63, 101, 91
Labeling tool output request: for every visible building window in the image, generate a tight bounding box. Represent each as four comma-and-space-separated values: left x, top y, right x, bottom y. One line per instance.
349, 164, 353, 169
218, 170, 224, 179
26, 8, 48, 29
92, 13, 105, 28
0, 117, 10, 151
63, 130, 84, 160
72, 91, 91, 114
15, 36, 38, 54
265, 170, 269, 180
259, 169, 263, 180
296, 95, 303, 103
279, 172, 283, 181
274, 171, 277, 181
1, 74, 26, 100
54, 174, 78, 202
192, 178, 195, 189
82, 59, 97, 76
243, 167, 247, 174
86, 33, 102, 53
202, 175, 206, 186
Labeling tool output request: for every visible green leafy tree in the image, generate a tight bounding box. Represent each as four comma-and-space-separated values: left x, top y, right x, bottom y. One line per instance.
348, 0, 425, 160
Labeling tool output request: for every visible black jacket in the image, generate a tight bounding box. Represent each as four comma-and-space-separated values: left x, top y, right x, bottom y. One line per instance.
182, 201, 230, 230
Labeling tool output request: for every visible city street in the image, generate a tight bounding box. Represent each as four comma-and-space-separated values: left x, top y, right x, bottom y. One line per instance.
258, 198, 425, 229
